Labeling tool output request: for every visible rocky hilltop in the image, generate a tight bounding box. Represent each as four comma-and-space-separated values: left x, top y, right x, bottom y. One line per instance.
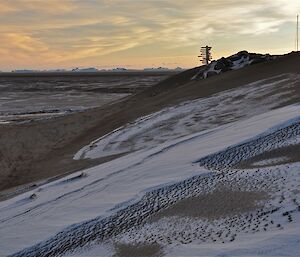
193, 51, 275, 80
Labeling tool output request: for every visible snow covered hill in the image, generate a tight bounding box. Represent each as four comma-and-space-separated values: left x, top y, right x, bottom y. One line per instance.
1, 55, 300, 257
1, 102, 299, 256
74, 73, 300, 160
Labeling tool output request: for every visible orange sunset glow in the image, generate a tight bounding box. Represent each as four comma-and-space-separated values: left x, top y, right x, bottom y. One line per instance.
0, 0, 299, 70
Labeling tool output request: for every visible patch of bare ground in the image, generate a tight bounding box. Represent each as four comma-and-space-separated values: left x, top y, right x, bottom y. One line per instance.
237, 143, 300, 169
150, 187, 268, 222
113, 243, 164, 257
0, 152, 127, 201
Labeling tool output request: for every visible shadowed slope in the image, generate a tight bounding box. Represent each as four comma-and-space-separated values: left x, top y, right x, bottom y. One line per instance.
1, 52, 300, 195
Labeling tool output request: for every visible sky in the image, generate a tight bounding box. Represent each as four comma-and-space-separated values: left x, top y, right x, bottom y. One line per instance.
0, 0, 299, 71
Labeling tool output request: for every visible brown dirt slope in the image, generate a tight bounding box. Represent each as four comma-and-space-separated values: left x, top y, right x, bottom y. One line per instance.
1, 52, 300, 196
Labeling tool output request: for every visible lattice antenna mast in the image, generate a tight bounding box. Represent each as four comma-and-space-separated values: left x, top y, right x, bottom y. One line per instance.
198, 46, 212, 65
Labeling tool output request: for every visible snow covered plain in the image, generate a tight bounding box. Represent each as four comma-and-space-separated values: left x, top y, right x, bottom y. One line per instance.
0, 77, 300, 256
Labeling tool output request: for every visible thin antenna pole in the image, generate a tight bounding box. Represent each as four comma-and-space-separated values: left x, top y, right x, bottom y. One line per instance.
297, 14, 299, 52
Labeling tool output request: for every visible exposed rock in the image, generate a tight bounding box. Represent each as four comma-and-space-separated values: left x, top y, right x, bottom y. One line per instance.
192, 51, 275, 80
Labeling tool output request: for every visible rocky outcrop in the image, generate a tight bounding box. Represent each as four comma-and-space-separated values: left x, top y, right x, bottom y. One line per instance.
192, 51, 276, 80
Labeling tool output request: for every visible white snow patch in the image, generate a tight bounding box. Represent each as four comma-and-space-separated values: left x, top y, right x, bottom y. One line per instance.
0, 104, 300, 256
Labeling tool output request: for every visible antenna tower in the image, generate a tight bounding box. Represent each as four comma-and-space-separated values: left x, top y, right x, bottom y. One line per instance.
297, 15, 299, 52
198, 46, 212, 65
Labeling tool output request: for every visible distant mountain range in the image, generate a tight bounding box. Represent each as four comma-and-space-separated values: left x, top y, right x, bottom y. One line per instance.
8, 67, 184, 73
